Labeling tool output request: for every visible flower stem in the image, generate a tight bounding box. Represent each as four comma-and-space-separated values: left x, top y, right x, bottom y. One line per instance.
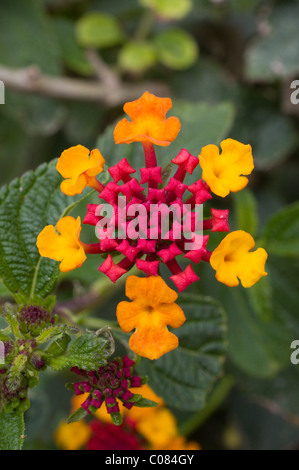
142, 142, 157, 168
81, 242, 103, 254
89, 177, 105, 193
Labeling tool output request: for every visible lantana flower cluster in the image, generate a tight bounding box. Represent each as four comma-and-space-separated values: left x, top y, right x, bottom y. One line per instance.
55, 384, 200, 451
70, 355, 145, 422
37, 91, 268, 361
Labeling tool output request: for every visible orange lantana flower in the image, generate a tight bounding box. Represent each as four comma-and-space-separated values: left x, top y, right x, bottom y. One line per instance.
210, 230, 268, 287
199, 138, 254, 197
36, 216, 86, 272
113, 91, 181, 147
116, 275, 185, 360
56, 145, 105, 196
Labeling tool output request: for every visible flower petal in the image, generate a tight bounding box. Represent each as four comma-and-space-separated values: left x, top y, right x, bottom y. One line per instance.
199, 139, 254, 197
113, 92, 181, 147
210, 230, 268, 287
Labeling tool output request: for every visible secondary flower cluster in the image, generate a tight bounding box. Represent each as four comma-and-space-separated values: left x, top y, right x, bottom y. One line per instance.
55, 384, 200, 450
0, 305, 55, 413
71, 355, 145, 420
37, 91, 268, 360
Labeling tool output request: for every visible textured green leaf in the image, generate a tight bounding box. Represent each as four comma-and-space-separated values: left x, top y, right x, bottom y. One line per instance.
137, 295, 227, 411
0, 160, 89, 299
49, 333, 110, 371
35, 326, 67, 345
3, 311, 21, 339
261, 201, 299, 257
0, 411, 25, 450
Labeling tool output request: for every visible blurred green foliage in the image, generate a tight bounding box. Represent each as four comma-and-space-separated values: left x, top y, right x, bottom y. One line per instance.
0, 0, 299, 450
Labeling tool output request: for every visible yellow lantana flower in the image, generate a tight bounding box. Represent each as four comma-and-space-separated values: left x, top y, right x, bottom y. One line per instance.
210, 230, 268, 287
36, 216, 86, 272
113, 91, 181, 147
116, 275, 186, 360
136, 408, 178, 448
56, 145, 105, 196
199, 138, 254, 197
55, 420, 91, 450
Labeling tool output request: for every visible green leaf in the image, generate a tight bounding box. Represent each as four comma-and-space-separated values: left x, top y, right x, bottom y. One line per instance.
140, 0, 193, 20
261, 201, 299, 257
110, 412, 123, 426
245, 4, 299, 81
35, 326, 67, 344
137, 295, 227, 411
0, 332, 12, 343
46, 333, 71, 357
0, 411, 25, 450
76, 12, 125, 49
131, 397, 159, 408
0, 160, 89, 299
14, 294, 56, 313
49, 333, 110, 371
0, 280, 12, 299
154, 28, 198, 70
3, 310, 21, 339
118, 41, 157, 74
67, 406, 88, 424
6, 355, 27, 393
232, 189, 258, 236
